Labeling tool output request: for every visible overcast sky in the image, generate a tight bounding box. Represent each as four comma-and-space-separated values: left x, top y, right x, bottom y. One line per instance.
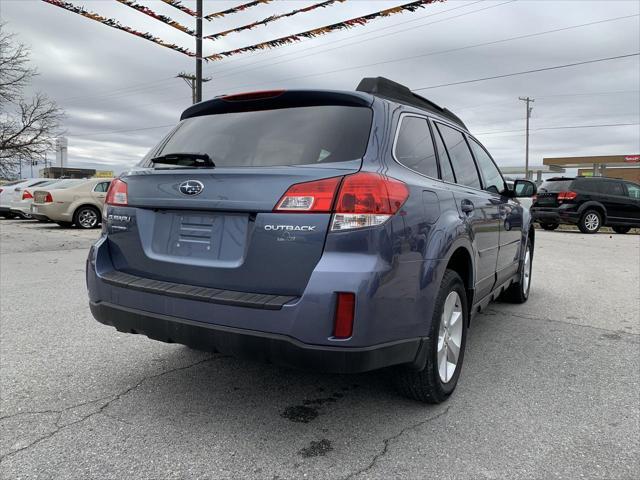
2, 0, 639, 175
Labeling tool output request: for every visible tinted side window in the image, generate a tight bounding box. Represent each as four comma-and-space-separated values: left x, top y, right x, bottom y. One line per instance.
625, 182, 640, 199
436, 124, 481, 189
602, 181, 625, 196
573, 179, 600, 193
468, 138, 504, 194
432, 124, 456, 183
394, 116, 438, 178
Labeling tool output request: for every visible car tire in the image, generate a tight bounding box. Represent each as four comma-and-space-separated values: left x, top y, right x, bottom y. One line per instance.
612, 226, 631, 234
501, 240, 533, 304
539, 223, 559, 231
74, 206, 101, 229
394, 270, 468, 404
578, 209, 602, 234
56, 221, 73, 228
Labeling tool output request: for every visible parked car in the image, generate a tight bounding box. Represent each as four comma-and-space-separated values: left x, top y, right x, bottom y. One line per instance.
31, 178, 113, 228
0, 178, 53, 219
531, 176, 640, 233
87, 77, 536, 403
9, 179, 66, 220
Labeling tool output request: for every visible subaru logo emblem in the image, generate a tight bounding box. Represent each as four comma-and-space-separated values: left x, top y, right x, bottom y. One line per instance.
179, 180, 204, 196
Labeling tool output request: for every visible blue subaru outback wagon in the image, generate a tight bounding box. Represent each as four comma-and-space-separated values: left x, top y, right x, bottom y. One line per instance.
87, 77, 536, 403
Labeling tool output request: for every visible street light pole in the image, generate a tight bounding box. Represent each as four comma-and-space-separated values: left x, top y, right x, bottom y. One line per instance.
519, 96, 534, 180
195, 0, 203, 103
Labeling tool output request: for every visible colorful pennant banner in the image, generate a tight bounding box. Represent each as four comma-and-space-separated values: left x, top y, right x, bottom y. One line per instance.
205, 1, 272, 21
116, 0, 195, 36
206, 0, 442, 61
160, 0, 196, 17
41, 0, 195, 57
205, 0, 346, 40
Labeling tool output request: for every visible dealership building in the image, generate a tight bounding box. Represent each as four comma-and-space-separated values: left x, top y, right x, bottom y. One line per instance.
543, 154, 640, 183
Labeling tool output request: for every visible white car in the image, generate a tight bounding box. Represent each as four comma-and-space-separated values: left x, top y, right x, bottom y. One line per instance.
0, 178, 52, 219
9, 179, 67, 219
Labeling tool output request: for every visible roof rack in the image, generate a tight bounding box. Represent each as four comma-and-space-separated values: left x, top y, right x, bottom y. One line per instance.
356, 77, 467, 129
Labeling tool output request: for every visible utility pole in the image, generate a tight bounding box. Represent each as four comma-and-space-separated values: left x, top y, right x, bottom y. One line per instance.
177, 0, 210, 105
177, 72, 210, 104
519, 96, 534, 180
195, 0, 203, 103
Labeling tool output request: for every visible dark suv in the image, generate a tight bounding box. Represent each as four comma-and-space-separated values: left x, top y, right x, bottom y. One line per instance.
531, 176, 640, 234
87, 77, 536, 403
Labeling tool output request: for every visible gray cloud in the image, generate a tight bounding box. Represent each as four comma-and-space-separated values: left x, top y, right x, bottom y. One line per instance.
3, 0, 639, 176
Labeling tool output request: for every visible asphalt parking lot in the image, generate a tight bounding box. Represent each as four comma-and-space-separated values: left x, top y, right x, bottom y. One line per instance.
1, 219, 638, 479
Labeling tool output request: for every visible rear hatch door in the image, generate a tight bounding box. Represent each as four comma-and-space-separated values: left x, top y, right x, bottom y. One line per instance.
107, 97, 373, 296
535, 179, 574, 207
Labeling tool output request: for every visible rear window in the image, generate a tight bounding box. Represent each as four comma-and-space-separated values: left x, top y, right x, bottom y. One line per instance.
146, 105, 372, 168
539, 179, 574, 193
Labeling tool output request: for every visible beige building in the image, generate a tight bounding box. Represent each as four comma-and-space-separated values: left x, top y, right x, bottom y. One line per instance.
543, 155, 640, 183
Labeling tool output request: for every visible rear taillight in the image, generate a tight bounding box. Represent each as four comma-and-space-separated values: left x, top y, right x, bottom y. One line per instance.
333, 292, 355, 339
106, 178, 128, 206
44, 192, 53, 203
22, 190, 33, 200
557, 191, 577, 200
531, 194, 537, 203
274, 176, 342, 213
273, 172, 409, 231
331, 172, 408, 231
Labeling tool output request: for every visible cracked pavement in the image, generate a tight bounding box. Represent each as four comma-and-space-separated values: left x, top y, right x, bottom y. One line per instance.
1, 219, 639, 479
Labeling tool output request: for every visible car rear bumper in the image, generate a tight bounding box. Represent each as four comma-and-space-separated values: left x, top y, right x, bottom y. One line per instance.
87, 234, 442, 373
90, 300, 424, 374
531, 207, 579, 224
31, 203, 71, 222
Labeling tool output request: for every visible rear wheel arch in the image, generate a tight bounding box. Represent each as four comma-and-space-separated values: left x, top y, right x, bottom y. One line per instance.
578, 201, 606, 222
443, 245, 474, 319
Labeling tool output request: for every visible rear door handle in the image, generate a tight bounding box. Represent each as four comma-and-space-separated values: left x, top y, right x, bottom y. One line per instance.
461, 199, 474, 214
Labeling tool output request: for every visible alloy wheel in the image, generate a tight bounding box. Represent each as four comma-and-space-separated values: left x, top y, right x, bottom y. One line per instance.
437, 291, 463, 383
78, 209, 98, 228
522, 247, 531, 293
584, 213, 599, 231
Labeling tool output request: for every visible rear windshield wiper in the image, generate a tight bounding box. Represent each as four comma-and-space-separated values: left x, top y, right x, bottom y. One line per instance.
150, 153, 215, 168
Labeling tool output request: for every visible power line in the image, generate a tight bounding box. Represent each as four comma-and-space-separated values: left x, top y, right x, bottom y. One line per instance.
203, 14, 640, 97
70, 124, 175, 138
456, 90, 640, 111
56, 0, 500, 105
202, 0, 503, 81
57, 0, 492, 105
475, 122, 640, 136
414, 52, 640, 91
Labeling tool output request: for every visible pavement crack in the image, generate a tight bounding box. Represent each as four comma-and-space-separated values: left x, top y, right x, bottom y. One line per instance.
0, 355, 226, 463
485, 308, 640, 337
343, 405, 451, 480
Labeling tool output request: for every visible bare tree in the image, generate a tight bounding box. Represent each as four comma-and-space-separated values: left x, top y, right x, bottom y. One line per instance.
0, 23, 64, 179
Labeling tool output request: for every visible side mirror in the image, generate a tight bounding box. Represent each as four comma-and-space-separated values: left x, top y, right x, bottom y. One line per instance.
513, 179, 536, 197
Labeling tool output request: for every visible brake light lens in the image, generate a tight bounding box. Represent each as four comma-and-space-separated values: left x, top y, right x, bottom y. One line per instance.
333, 292, 355, 339
274, 176, 342, 212
332, 172, 408, 231
106, 178, 128, 206
557, 191, 577, 200
273, 172, 409, 231
44, 192, 53, 203
22, 190, 33, 200
221, 90, 285, 102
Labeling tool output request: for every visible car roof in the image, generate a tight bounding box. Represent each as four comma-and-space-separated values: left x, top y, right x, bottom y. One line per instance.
181, 77, 467, 131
